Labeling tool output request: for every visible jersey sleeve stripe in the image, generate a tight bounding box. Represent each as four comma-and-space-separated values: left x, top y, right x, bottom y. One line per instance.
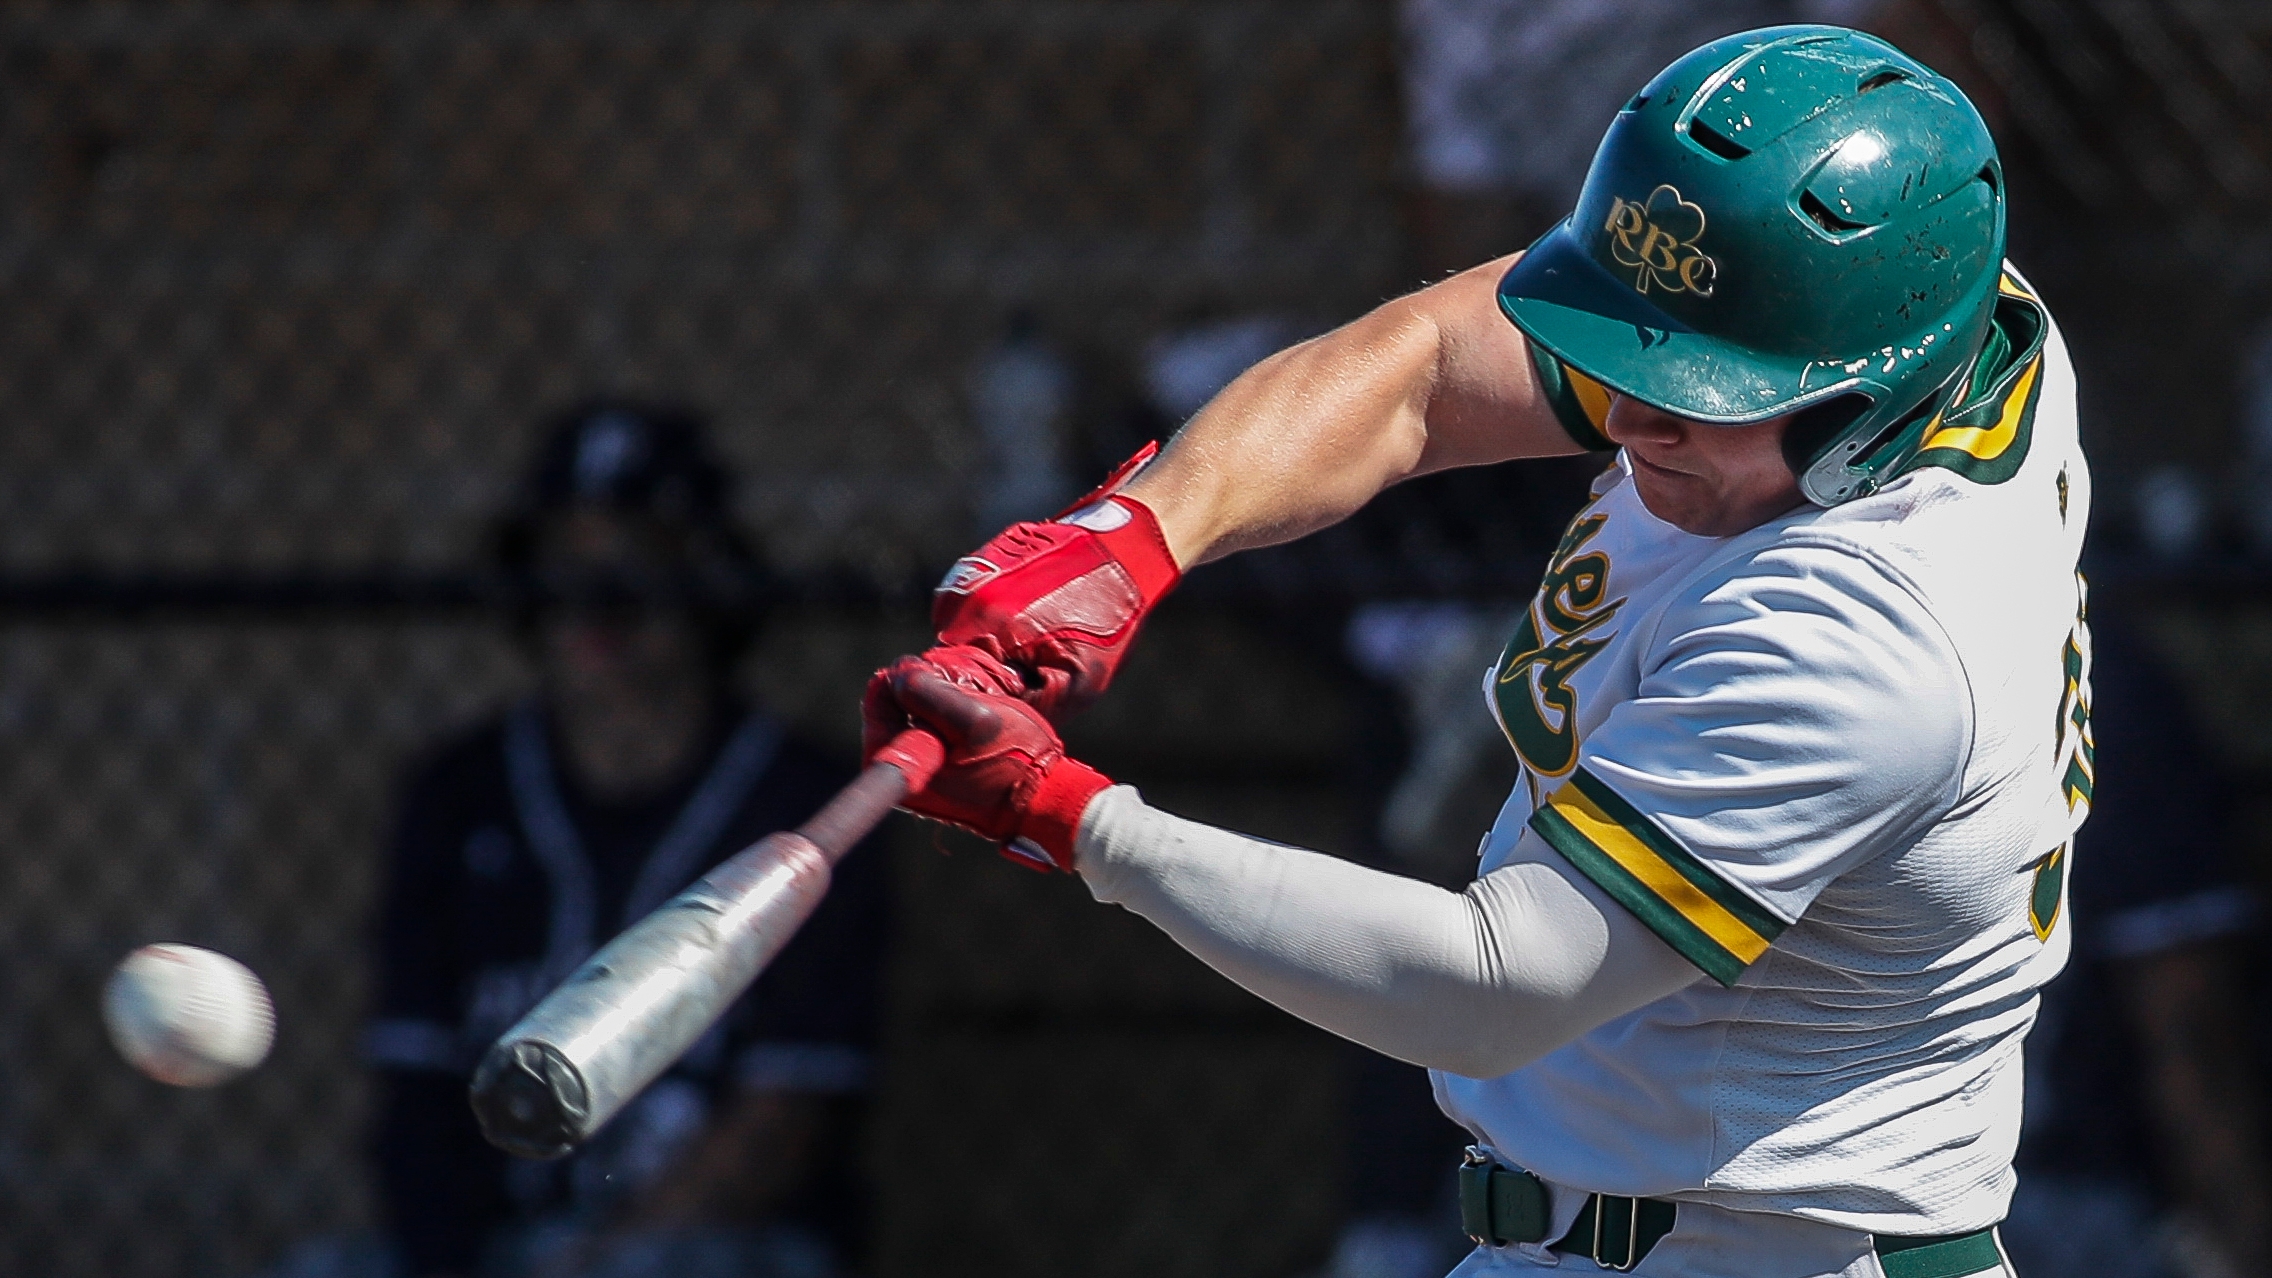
1529, 767, 1787, 986
1527, 343, 1616, 452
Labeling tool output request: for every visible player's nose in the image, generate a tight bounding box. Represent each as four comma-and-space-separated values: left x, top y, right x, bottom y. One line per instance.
1602, 395, 1691, 448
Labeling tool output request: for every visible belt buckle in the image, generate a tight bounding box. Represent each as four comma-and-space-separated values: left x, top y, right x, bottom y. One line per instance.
1591, 1193, 1642, 1272
1459, 1146, 1494, 1247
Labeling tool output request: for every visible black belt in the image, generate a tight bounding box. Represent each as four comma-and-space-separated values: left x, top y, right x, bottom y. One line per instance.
1457, 1148, 1673, 1271
1457, 1148, 2006, 1276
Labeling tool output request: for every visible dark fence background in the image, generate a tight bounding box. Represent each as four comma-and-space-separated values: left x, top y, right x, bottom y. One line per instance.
0, 7, 1404, 1276
0, 4, 2266, 1277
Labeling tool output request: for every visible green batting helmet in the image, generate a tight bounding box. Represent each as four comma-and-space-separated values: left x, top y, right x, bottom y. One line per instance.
1498, 25, 2006, 506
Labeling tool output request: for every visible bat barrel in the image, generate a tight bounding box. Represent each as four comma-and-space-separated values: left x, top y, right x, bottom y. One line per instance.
469, 732, 938, 1159
470, 832, 836, 1158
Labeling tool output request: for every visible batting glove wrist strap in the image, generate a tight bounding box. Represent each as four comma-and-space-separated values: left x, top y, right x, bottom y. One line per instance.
1004, 757, 1113, 873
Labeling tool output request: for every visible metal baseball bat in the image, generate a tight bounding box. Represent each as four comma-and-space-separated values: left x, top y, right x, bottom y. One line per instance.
469, 728, 944, 1159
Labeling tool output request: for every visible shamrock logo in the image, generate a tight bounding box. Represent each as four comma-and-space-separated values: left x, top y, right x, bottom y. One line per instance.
1602, 185, 1718, 298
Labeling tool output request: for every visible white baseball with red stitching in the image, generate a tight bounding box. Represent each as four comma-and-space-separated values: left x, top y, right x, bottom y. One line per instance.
103, 943, 276, 1087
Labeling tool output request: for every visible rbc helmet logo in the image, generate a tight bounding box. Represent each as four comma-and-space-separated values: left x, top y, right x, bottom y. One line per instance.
1602, 185, 1718, 298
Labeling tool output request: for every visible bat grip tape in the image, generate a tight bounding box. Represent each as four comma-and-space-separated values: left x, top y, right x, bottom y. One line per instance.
800, 729, 942, 862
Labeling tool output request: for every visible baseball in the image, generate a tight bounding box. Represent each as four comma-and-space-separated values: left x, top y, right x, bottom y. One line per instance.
102, 943, 276, 1087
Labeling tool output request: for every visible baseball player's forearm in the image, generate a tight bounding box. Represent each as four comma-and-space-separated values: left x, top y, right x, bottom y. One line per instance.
1121, 255, 1584, 569
1075, 787, 1697, 1076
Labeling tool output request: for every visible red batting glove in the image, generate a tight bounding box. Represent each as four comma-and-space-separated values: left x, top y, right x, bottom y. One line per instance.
863, 650, 1113, 872
933, 444, 1180, 718
861, 643, 1023, 768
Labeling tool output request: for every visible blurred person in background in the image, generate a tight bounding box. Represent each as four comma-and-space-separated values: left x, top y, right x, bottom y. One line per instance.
364, 401, 886, 1278
2003, 615, 2272, 1278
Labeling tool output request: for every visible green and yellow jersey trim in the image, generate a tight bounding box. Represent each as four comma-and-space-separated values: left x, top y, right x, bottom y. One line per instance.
1529, 767, 1788, 986
2062, 743, 2095, 812
1529, 343, 1616, 452
2055, 579, 2094, 815
1905, 272, 2048, 486
2058, 633, 2095, 812
2028, 845, 2067, 942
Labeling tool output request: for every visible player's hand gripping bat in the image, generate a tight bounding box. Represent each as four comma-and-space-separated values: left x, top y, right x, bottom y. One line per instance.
468, 728, 944, 1159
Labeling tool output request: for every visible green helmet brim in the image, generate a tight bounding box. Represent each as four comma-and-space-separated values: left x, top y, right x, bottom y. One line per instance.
1499, 221, 1874, 426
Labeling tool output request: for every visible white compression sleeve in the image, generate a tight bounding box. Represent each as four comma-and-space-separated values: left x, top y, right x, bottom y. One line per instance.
1075, 787, 1701, 1077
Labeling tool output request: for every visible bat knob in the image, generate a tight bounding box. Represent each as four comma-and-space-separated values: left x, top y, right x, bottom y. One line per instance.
469, 1038, 590, 1160
876, 728, 946, 792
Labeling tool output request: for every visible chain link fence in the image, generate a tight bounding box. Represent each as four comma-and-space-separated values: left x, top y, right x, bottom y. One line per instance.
0, 5, 1401, 1275
1, 4, 2269, 1276
0, 2, 1402, 584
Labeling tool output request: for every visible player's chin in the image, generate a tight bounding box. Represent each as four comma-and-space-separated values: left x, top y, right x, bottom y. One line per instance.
1629, 469, 1711, 529
1638, 475, 1774, 537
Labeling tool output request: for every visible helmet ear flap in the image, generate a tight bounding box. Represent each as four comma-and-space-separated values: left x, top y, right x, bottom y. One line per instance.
1780, 393, 1873, 478
1788, 359, 1976, 505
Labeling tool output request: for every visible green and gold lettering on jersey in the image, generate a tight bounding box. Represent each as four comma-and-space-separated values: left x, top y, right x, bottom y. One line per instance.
2054, 576, 2094, 814
1905, 274, 2048, 487
1492, 511, 1626, 778
1528, 344, 1616, 452
1531, 767, 1787, 987
2028, 844, 2068, 942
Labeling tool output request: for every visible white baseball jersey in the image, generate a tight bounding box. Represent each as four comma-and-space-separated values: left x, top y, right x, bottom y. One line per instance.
1435, 268, 2092, 1236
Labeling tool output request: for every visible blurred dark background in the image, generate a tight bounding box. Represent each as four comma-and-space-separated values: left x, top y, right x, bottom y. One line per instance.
0, 3, 2269, 1277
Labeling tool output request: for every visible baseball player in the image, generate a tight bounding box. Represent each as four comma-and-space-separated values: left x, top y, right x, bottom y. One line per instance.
868, 25, 2086, 1278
